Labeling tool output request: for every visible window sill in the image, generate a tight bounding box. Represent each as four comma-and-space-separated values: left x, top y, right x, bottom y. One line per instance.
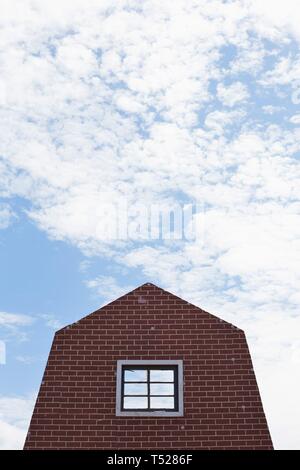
116, 410, 184, 417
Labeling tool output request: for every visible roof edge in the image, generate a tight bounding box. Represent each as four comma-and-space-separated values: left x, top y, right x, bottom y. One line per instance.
56, 282, 243, 334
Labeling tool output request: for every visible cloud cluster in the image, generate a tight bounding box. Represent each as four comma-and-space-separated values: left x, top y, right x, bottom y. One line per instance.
1, 0, 300, 448
86, 275, 135, 305
0, 395, 35, 449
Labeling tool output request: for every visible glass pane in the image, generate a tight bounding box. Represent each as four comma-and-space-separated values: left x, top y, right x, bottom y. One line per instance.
150, 369, 174, 382
124, 383, 147, 396
150, 383, 174, 396
124, 369, 147, 382
123, 396, 148, 409
150, 396, 175, 409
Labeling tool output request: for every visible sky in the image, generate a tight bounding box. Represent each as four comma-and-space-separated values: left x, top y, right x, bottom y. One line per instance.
0, 0, 300, 449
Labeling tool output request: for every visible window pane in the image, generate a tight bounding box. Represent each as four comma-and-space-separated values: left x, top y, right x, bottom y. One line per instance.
124, 383, 147, 396
150, 369, 174, 382
150, 396, 174, 409
123, 396, 148, 409
150, 383, 174, 396
124, 369, 147, 382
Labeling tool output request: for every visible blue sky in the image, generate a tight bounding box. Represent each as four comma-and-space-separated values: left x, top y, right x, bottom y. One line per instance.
1, 0, 300, 449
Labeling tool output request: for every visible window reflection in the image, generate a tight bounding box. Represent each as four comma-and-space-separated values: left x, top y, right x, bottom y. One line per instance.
124, 396, 148, 409
150, 383, 174, 395
150, 396, 174, 409
124, 369, 147, 382
150, 369, 174, 382
124, 383, 147, 395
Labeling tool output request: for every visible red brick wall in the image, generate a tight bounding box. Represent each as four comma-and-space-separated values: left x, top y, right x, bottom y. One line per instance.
24, 283, 273, 449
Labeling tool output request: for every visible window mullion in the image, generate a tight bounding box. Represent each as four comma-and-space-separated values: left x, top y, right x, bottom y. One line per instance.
147, 368, 150, 410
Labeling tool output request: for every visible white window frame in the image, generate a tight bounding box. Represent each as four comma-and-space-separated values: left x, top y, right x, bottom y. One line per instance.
116, 359, 184, 417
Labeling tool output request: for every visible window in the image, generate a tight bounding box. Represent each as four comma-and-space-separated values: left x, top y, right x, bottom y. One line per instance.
116, 360, 183, 416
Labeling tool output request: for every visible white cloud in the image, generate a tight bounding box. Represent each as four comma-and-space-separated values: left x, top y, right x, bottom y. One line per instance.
86, 275, 135, 305
289, 114, 300, 124
0, 395, 35, 450
249, 0, 300, 42
204, 109, 245, 134
229, 41, 267, 76
217, 81, 249, 107
0, 312, 35, 343
262, 105, 284, 114
252, 348, 300, 450
259, 56, 300, 87
0, 420, 26, 450
0, 312, 34, 328
115, 93, 146, 114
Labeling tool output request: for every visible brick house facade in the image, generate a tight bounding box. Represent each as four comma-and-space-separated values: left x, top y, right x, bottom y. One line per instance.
24, 283, 273, 449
